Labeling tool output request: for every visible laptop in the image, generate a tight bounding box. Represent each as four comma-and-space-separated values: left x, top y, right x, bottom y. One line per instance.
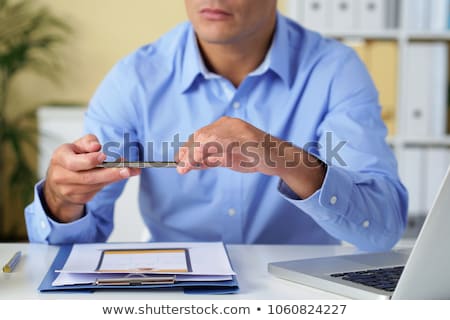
268, 166, 450, 299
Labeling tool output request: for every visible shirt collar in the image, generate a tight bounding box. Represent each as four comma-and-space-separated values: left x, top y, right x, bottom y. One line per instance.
180, 12, 293, 93
180, 27, 207, 93
267, 12, 293, 87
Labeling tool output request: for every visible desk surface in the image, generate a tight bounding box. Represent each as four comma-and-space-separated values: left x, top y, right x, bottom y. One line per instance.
0, 243, 413, 300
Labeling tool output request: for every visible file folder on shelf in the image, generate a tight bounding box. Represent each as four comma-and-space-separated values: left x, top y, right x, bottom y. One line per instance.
331, 0, 356, 30
39, 243, 239, 295
359, 0, 385, 31
405, 43, 448, 137
303, 0, 329, 31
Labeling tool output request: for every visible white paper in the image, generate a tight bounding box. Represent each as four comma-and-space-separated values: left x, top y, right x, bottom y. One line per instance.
98, 249, 188, 272
57, 242, 235, 275
52, 272, 232, 287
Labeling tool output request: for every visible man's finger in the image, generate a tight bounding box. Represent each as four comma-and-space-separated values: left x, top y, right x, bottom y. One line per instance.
60, 151, 106, 171
52, 166, 132, 186
59, 173, 142, 197
73, 134, 102, 153
80, 167, 134, 185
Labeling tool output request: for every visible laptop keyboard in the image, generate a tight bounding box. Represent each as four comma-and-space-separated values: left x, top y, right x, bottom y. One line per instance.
330, 266, 404, 292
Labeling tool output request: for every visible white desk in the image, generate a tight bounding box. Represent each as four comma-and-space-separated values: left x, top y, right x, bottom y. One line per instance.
0, 243, 411, 300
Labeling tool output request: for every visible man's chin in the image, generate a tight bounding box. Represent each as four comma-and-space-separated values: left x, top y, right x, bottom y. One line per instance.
197, 32, 242, 46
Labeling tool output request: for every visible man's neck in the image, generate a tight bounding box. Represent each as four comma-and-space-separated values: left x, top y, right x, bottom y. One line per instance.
196, 18, 276, 88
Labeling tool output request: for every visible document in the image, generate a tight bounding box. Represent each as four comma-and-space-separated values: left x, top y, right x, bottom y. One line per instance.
52, 242, 236, 287
97, 248, 190, 273
53, 273, 232, 287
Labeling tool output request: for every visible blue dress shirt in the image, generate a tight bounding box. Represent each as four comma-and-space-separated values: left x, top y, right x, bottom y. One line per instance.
25, 14, 408, 251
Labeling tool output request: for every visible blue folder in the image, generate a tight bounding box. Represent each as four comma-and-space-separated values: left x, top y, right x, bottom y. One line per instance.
39, 245, 239, 294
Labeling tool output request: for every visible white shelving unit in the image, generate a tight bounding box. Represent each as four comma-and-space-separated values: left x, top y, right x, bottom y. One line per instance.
319, 31, 450, 41
287, 0, 450, 237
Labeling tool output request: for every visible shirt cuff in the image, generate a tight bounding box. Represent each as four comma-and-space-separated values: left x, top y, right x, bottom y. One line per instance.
278, 165, 354, 221
24, 179, 96, 243
24, 180, 52, 242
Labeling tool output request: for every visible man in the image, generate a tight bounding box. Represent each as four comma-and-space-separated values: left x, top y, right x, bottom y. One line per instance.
25, 0, 407, 251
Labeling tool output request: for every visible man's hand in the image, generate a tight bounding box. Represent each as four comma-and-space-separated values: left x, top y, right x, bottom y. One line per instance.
175, 117, 326, 198
44, 134, 141, 223
176, 116, 271, 174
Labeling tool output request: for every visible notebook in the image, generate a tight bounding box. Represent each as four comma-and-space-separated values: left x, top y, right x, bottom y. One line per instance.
268, 166, 450, 299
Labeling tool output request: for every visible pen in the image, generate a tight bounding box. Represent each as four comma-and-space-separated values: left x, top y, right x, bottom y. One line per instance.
2, 251, 21, 273
97, 161, 178, 169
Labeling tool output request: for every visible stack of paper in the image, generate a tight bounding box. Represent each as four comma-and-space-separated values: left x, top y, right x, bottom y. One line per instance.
40, 242, 238, 294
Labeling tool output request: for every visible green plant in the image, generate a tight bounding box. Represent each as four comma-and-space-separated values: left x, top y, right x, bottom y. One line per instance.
0, 0, 71, 240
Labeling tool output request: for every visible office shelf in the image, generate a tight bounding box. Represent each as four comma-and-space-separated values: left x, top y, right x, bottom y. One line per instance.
407, 32, 450, 41
322, 30, 400, 40
287, 0, 450, 234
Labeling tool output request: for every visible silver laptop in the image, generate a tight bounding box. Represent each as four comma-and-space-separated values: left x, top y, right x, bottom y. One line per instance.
269, 166, 450, 299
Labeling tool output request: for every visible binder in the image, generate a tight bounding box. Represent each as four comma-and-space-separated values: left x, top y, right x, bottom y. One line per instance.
303, 0, 329, 31
430, 43, 449, 137
399, 148, 426, 217
429, 0, 449, 32
346, 40, 398, 136
425, 149, 450, 211
359, 0, 385, 31
407, 0, 430, 31
385, 0, 400, 29
366, 41, 398, 136
38, 245, 239, 294
448, 1, 450, 30
331, 0, 356, 30
287, 0, 304, 22
405, 43, 448, 137
405, 43, 429, 136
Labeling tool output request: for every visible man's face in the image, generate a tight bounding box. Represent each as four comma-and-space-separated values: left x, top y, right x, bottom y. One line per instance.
185, 0, 277, 45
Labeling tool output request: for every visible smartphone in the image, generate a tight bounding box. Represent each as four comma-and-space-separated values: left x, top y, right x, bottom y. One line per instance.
97, 161, 177, 168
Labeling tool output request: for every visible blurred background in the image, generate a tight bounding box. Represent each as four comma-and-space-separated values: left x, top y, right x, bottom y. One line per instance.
0, 0, 192, 241
0, 0, 287, 242
0, 0, 448, 242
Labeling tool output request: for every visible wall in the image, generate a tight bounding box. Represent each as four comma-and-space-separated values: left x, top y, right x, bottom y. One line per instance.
9, 0, 188, 111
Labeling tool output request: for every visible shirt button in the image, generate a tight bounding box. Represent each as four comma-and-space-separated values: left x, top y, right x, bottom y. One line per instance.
232, 101, 241, 110
228, 208, 236, 217
330, 196, 338, 205
362, 220, 370, 228
40, 220, 46, 229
